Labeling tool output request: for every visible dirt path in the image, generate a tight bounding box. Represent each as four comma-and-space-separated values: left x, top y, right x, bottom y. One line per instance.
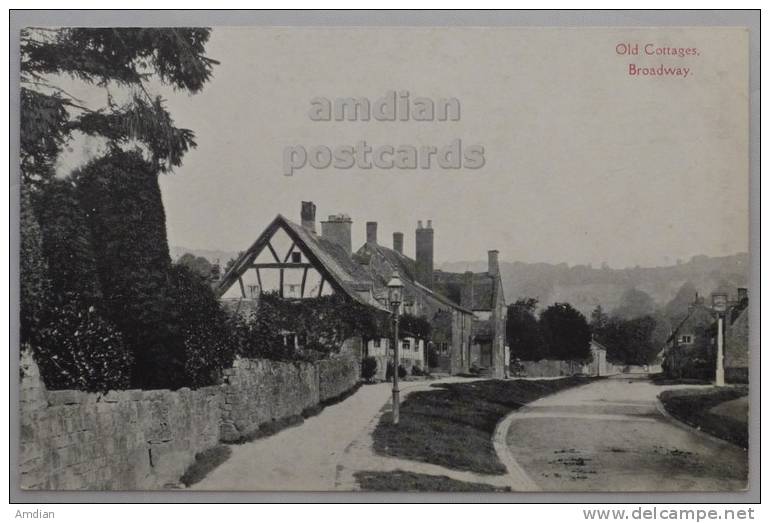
190, 377, 477, 491
505, 375, 748, 492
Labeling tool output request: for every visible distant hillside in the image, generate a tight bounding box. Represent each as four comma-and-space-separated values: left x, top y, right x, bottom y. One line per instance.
440, 253, 749, 317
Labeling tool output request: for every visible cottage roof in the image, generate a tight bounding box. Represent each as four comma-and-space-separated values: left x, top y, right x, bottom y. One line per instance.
216, 214, 389, 312
356, 242, 475, 316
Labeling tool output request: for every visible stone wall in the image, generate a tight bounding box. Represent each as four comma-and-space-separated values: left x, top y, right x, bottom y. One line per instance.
318, 353, 360, 402
19, 351, 221, 490
219, 358, 319, 442
20, 343, 362, 488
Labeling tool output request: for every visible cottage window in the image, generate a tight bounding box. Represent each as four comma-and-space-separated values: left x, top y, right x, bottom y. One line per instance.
402, 340, 410, 351
291, 252, 302, 263
680, 334, 693, 344
373, 339, 381, 348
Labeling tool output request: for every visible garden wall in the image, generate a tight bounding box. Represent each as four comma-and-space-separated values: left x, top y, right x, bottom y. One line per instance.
19, 344, 361, 490
19, 350, 221, 490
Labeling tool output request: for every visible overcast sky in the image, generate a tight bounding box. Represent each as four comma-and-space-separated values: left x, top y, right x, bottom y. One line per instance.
82, 27, 749, 268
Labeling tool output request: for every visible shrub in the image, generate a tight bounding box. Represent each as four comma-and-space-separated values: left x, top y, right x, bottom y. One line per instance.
34, 303, 133, 392
385, 362, 408, 380
362, 356, 378, 381
411, 364, 425, 377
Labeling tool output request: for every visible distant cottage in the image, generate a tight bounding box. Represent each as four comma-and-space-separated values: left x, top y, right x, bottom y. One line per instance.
215, 202, 507, 378
663, 288, 749, 383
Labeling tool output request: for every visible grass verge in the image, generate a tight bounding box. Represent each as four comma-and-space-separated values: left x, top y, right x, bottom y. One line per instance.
372, 376, 593, 475
354, 470, 511, 492
179, 445, 232, 487
658, 386, 748, 448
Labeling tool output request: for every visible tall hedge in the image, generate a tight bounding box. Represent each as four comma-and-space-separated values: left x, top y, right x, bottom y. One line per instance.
19, 183, 51, 345
74, 150, 174, 388
31, 178, 102, 308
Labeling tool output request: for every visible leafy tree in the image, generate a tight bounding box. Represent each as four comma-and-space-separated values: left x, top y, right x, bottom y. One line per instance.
539, 303, 591, 362
506, 298, 547, 361
612, 288, 656, 320
599, 315, 661, 366
20, 27, 217, 185
589, 304, 609, 333
177, 253, 214, 279
398, 313, 432, 341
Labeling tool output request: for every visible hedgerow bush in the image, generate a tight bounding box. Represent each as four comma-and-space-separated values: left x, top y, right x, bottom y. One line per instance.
362, 356, 378, 381
34, 303, 133, 392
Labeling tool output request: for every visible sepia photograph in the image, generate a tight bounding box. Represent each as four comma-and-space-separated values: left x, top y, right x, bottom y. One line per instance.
11, 11, 757, 502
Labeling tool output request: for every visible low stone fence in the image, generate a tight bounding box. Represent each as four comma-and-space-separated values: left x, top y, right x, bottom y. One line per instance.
19, 346, 361, 490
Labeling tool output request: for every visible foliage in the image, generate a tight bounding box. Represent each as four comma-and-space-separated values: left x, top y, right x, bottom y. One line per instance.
539, 303, 591, 362
20, 27, 217, 185
177, 253, 214, 279
171, 265, 235, 388
31, 178, 103, 308
385, 361, 408, 381
398, 313, 432, 340
236, 292, 385, 362
179, 445, 232, 487
506, 298, 548, 361
594, 315, 661, 366
33, 303, 133, 392
73, 150, 175, 387
19, 183, 51, 345
361, 356, 378, 381
612, 288, 656, 320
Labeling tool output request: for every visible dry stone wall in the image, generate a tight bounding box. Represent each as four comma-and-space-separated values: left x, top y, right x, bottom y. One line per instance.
20, 343, 361, 490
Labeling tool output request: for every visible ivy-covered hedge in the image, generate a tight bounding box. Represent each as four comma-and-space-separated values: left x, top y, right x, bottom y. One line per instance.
24, 150, 236, 391
232, 292, 386, 362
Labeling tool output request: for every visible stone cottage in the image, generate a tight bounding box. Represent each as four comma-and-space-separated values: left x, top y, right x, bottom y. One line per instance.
216, 202, 507, 379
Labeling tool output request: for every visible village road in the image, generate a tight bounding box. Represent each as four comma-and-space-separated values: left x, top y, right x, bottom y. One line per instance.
505, 374, 749, 491
190, 377, 472, 491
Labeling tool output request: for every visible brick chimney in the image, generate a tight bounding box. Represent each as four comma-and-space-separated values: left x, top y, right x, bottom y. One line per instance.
415, 220, 434, 289
321, 214, 352, 255
301, 201, 316, 233
488, 250, 499, 277
393, 232, 404, 254
366, 221, 378, 244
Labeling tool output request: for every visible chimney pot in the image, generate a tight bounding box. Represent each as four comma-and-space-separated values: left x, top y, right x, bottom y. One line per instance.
427, 219, 432, 229
366, 222, 378, 244
301, 201, 316, 233
393, 232, 404, 254
418, 220, 423, 229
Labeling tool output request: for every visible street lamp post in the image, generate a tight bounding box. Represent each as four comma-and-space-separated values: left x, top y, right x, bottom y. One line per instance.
712, 292, 728, 387
387, 273, 404, 425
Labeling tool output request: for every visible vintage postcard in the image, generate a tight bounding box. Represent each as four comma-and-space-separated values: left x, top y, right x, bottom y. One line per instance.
15, 21, 752, 495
